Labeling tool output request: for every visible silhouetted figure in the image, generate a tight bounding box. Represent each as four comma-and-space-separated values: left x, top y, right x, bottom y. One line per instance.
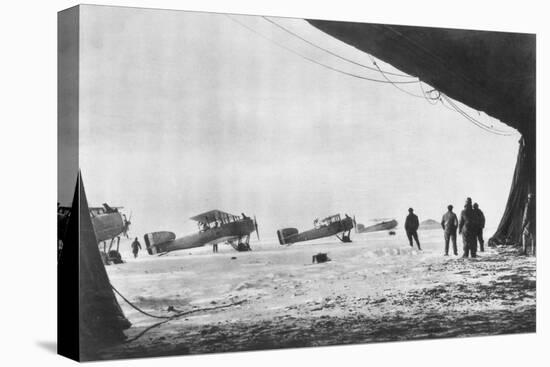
441, 204, 458, 256
131, 237, 142, 258
404, 208, 421, 250
212, 243, 219, 253
472, 203, 486, 252
459, 198, 478, 258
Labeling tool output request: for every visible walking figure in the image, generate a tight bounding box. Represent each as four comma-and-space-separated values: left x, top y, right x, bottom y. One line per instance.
131, 237, 142, 258
441, 205, 458, 256
405, 208, 421, 250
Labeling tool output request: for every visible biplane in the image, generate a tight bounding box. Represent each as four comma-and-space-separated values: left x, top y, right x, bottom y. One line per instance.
143, 209, 259, 255
277, 214, 355, 245
57, 203, 131, 263
354, 218, 398, 233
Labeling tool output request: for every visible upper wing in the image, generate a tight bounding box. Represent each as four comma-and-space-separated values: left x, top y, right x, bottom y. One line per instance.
190, 209, 239, 223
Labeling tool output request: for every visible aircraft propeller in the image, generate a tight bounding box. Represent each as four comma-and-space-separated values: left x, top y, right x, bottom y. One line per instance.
123, 211, 132, 238
253, 215, 260, 241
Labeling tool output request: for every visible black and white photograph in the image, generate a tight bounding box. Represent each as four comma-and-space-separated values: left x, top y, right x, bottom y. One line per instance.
54, 4, 540, 361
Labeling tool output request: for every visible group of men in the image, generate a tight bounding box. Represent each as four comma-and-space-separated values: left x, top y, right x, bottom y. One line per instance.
404, 197, 486, 258
441, 198, 485, 257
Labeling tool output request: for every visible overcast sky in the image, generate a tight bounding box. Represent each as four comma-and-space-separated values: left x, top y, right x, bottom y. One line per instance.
73, 5, 519, 239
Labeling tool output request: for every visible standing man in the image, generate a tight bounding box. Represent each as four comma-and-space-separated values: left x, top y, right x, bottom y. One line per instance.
441, 205, 458, 256
459, 198, 478, 258
405, 208, 421, 250
472, 203, 486, 252
131, 237, 142, 258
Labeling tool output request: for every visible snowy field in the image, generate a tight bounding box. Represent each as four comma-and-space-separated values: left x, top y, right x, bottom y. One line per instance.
97, 227, 536, 360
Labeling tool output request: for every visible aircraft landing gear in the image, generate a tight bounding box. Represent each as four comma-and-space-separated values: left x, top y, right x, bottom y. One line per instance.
237, 234, 252, 252
336, 230, 352, 243
104, 236, 123, 264
228, 235, 252, 252
107, 236, 121, 252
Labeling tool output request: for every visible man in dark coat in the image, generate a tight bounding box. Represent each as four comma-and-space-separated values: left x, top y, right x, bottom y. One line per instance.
472, 203, 486, 252
441, 204, 458, 256
131, 237, 142, 258
459, 198, 478, 258
405, 208, 421, 250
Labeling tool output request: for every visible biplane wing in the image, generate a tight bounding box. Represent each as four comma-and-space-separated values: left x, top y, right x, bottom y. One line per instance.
89, 206, 124, 211
58, 205, 123, 213
190, 209, 241, 223
88, 204, 125, 217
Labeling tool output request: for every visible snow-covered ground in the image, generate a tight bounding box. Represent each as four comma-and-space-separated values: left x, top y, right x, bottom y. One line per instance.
97, 227, 536, 360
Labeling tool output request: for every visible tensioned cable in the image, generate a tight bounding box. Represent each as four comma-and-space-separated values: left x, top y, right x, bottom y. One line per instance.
442, 95, 502, 134
367, 54, 425, 98
262, 16, 416, 79
226, 15, 419, 85
381, 24, 487, 98
374, 24, 515, 134
441, 95, 515, 136
228, 15, 515, 137
365, 49, 514, 135
419, 82, 440, 105
438, 95, 457, 112
442, 95, 514, 135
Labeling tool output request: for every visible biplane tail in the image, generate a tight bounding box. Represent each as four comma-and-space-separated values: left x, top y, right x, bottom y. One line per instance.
277, 228, 299, 245
143, 231, 176, 255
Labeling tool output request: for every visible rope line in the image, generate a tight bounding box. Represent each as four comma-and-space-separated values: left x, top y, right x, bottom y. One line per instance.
419, 82, 440, 105
441, 95, 515, 136
227, 15, 515, 137
366, 55, 425, 98
111, 284, 171, 319
124, 298, 248, 344
111, 283, 248, 343
381, 24, 487, 97
226, 15, 418, 85
262, 16, 416, 79
442, 95, 512, 135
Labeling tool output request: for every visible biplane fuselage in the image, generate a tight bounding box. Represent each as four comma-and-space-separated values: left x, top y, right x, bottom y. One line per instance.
58, 204, 128, 244
92, 212, 125, 243
277, 215, 354, 245
356, 219, 398, 233
144, 210, 258, 255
